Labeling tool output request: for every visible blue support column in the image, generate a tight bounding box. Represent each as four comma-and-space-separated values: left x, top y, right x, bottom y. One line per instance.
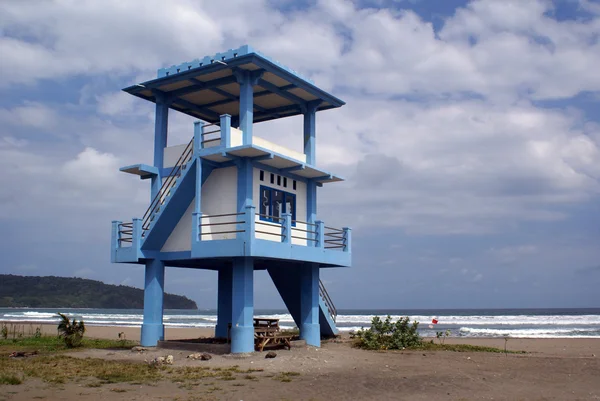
307, 180, 317, 244
141, 259, 165, 346
282, 213, 292, 244
152, 98, 169, 199
111, 221, 120, 262
230, 257, 254, 353
237, 158, 253, 210
300, 263, 320, 347
194, 159, 202, 214
239, 74, 253, 145
193, 121, 204, 153
220, 114, 231, 148
234, 70, 263, 145
303, 104, 317, 165
215, 265, 233, 339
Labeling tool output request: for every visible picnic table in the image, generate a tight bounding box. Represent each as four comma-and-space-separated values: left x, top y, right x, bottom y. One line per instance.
253, 317, 293, 352
226, 318, 293, 351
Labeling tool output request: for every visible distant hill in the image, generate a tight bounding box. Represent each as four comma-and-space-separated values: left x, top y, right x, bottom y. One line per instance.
0, 274, 197, 309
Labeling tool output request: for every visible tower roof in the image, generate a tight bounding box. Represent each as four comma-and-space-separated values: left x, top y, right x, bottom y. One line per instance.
123, 45, 345, 124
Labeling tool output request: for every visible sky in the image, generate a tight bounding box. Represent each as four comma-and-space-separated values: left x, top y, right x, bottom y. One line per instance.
1, 0, 599, 310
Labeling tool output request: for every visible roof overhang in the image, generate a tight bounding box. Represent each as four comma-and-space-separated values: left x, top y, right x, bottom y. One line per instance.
123, 45, 345, 124
201, 145, 343, 184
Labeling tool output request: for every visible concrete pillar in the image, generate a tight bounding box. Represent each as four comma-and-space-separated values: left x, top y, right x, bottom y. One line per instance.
230, 257, 254, 353
303, 105, 316, 165
299, 263, 320, 347
152, 99, 169, 199
215, 265, 233, 339
141, 259, 165, 346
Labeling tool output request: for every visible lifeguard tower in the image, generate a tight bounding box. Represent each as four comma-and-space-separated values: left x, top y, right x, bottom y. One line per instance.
111, 45, 351, 353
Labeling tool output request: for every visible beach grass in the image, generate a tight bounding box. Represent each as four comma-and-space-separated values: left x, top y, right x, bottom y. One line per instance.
0, 354, 280, 387
0, 335, 137, 354
417, 342, 527, 354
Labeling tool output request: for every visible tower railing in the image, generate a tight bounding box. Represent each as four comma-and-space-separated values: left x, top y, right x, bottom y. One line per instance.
199, 212, 246, 239
324, 226, 346, 250
200, 122, 222, 148
117, 222, 133, 246
141, 136, 194, 233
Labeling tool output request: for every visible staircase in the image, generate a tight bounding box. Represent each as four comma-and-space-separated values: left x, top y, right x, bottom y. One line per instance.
268, 268, 339, 337
319, 280, 337, 323
141, 137, 194, 239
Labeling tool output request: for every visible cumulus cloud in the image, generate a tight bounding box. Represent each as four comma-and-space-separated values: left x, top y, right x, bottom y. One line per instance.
0, 0, 599, 307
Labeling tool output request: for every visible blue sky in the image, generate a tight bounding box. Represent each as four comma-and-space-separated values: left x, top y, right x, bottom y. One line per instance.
1, 0, 599, 309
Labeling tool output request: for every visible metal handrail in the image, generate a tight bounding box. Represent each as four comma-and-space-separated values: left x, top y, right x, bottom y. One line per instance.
200, 221, 244, 227
200, 212, 244, 218
292, 235, 317, 241
255, 213, 283, 221
200, 229, 245, 235
118, 222, 133, 245
291, 227, 317, 234
324, 226, 344, 232
292, 219, 317, 227
141, 136, 194, 230
255, 230, 283, 237
319, 280, 337, 322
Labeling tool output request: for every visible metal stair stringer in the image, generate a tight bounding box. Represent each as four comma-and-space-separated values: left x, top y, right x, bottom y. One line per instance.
267, 267, 339, 337
141, 157, 197, 250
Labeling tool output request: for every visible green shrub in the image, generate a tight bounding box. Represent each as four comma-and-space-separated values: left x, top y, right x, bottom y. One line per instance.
354, 315, 422, 350
57, 313, 85, 348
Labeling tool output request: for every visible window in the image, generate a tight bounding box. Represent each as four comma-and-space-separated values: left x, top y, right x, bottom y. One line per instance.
259, 185, 296, 224
283, 177, 287, 188
260, 187, 271, 217
260, 170, 264, 181
270, 173, 274, 184
277, 175, 281, 186
293, 180, 297, 190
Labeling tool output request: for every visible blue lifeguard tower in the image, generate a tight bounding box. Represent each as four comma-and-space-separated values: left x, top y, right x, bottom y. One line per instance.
111, 45, 351, 353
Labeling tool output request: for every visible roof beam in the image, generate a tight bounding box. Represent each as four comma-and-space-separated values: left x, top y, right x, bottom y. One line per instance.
197, 88, 275, 110
253, 104, 303, 121
167, 75, 238, 99
208, 86, 269, 113
251, 154, 275, 161
281, 165, 305, 172
172, 98, 221, 121
257, 79, 307, 106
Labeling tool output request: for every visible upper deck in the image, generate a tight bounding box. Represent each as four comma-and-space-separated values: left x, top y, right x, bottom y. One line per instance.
123, 45, 345, 125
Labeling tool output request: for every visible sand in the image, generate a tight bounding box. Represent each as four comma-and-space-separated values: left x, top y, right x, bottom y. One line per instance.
3, 324, 600, 400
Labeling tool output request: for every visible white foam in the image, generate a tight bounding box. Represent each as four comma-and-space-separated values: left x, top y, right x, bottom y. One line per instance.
333, 314, 600, 326
459, 327, 600, 338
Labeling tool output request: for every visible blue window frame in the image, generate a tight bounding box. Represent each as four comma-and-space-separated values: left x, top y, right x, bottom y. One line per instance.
259, 185, 296, 225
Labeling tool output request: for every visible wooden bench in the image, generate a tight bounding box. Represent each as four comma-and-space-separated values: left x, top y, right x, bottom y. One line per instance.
226, 318, 293, 351
254, 333, 294, 352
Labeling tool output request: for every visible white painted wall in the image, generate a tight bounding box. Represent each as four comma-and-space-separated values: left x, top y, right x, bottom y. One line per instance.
230, 128, 243, 147
252, 136, 306, 163
158, 164, 312, 250
202, 127, 243, 149
161, 199, 193, 252
201, 166, 239, 241
163, 144, 188, 168
253, 167, 308, 245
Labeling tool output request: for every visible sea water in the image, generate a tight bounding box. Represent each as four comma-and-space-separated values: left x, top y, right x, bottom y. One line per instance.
1, 308, 599, 338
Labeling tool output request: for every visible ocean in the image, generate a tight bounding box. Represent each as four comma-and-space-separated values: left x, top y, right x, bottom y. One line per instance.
1, 308, 599, 338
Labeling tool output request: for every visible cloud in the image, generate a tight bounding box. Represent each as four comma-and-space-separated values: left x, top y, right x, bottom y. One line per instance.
0, 0, 599, 308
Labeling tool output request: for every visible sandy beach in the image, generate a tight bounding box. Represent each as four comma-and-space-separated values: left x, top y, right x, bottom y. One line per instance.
2, 323, 599, 400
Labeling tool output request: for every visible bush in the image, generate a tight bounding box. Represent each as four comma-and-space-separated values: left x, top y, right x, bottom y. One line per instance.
57, 313, 85, 348
354, 315, 422, 350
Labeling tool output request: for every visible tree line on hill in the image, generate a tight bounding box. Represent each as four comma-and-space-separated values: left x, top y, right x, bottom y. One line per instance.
0, 274, 197, 309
